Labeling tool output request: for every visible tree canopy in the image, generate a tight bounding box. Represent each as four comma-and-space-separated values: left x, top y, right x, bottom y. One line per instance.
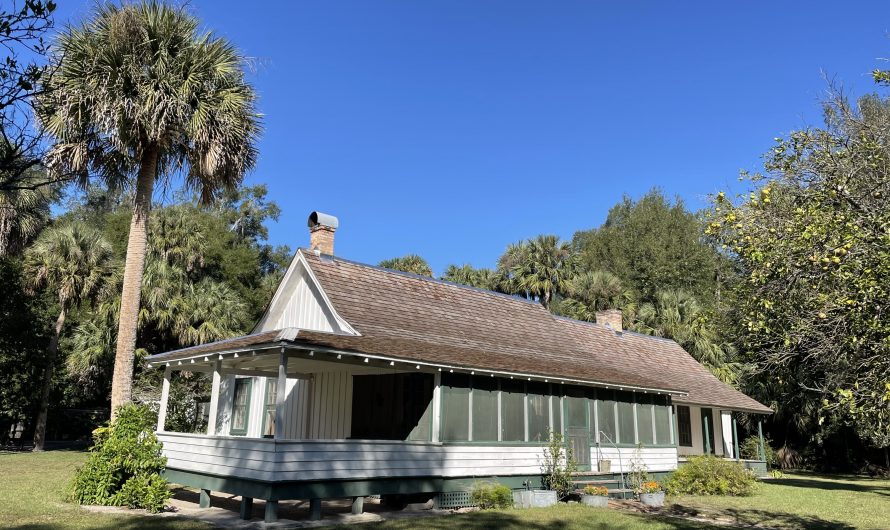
706, 91, 890, 448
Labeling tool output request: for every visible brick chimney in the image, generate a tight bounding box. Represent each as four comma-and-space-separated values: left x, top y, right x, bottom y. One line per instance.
307, 211, 338, 255
595, 309, 623, 332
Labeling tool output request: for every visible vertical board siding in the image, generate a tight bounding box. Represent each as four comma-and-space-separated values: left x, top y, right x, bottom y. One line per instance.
309, 372, 351, 439
158, 433, 678, 482
274, 270, 335, 332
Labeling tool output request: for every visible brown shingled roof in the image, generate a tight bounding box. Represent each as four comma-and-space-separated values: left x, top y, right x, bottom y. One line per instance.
147, 250, 771, 413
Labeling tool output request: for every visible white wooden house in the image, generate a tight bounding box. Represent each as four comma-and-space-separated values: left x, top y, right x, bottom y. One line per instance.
146, 212, 772, 523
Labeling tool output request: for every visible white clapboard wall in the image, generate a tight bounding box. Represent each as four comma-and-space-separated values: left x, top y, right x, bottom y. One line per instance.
222, 371, 352, 440
158, 432, 677, 483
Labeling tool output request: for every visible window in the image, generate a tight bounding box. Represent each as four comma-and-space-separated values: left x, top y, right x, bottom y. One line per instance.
527, 382, 550, 442
616, 391, 636, 444
654, 396, 672, 445
701, 407, 715, 454
441, 372, 470, 441
596, 390, 617, 444
637, 395, 655, 445
472, 376, 498, 441
230, 378, 252, 436
676, 405, 692, 447
501, 379, 525, 441
261, 378, 278, 438
564, 386, 588, 429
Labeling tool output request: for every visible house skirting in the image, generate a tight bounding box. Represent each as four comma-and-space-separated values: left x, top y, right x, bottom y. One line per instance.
163, 467, 675, 515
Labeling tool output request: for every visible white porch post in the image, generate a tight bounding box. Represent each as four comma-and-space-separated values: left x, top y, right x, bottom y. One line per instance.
157, 366, 172, 432
274, 350, 288, 440
207, 359, 223, 435
431, 371, 441, 442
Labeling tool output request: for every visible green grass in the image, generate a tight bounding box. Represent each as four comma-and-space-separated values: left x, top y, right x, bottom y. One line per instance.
669, 472, 890, 530
0, 450, 208, 530
2, 450, 887, 530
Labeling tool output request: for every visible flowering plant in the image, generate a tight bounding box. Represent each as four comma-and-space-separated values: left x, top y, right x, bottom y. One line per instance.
582, 485, 609, 497
637, 481, 661, 494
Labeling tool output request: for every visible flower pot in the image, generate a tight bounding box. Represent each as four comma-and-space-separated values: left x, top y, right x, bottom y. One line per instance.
512, 489, 558, 509
580, 494, 609, 508
597, 459, 611, 473
638, 491, 665, 507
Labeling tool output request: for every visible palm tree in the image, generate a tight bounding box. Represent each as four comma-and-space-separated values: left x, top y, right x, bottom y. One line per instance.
498, 235, 573, 309
632, 289, 739, 384
378, 254, 433, 276
555, 270, 633, 321
0, 168, 57, 256
37, 2, 260, 416
441, 264, 503, 291
24, 223, 113, 450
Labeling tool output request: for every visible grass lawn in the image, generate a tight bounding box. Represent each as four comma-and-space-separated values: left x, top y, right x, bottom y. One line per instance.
0, 449, 208, 530
2, 450, 888, 530
669, 472, 890, 530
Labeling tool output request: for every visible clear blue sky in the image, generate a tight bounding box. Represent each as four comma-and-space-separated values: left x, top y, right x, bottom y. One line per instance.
54, 1, 890, 275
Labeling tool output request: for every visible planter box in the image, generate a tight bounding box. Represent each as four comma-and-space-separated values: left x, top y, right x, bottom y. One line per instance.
580, 494, 609, 508
513, 490, 558, 509
639, 491, 665, 507
597, 459, 611, 473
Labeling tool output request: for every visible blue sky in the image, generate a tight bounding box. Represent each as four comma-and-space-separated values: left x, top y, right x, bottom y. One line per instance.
54, 1, 890, 274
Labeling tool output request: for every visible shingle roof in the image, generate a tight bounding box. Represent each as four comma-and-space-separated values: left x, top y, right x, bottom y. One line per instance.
147, 250, 771, 413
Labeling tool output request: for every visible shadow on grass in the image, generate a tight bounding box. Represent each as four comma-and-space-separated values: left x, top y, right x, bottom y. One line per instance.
7, 519, 205, 530
769, 475, 890, 496
350, 510, 712, 530
668, 503, 857, 530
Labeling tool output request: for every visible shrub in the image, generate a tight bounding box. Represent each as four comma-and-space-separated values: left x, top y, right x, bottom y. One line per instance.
664, 455, 757, 497
70, 404, 170, 512
740, 435, 777, 467
469, 482, 513, 509
582, 485, 608, 496
541, 431, 577, 499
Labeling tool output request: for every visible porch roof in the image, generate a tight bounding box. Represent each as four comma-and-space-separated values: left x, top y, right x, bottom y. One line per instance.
146, 327, 687, 394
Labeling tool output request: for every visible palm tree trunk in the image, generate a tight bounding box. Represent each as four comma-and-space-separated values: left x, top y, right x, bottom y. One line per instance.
32, 308, 66, 451
109, 145, 158, 419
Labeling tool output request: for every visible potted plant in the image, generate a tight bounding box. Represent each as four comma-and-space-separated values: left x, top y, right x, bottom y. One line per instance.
637, 481, 665, 507
580, 485, 609, 507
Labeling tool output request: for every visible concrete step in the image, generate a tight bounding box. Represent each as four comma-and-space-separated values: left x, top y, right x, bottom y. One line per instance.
573, 479, 619, 486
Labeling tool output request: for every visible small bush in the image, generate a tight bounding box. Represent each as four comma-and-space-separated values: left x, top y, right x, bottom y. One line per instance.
541, 431, 577, 499
70, 404, 170, 512
740, 435, 777, 467
469, 482, 513, 509
664, 455, 757, 497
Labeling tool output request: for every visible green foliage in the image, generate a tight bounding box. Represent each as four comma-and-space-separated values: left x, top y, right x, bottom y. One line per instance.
498, 235, 573, 309
0, 257, 50, 433
469, 482, 513, 509
632, 290, 740, 385
378, 254, 433, 276
36, 0, 260, 198
70, 404, 169, 512
58, 193, 285, 404
628, 445, 652, 493
441, 263, 503, 291
705, 90, 890, 448
572, 189, 727, 307
664, 455, 757, 497
541, 431, 577, 499
740, 436, 776, 468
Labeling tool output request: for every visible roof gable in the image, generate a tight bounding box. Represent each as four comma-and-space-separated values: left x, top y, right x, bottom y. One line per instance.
253, 250, 357, 335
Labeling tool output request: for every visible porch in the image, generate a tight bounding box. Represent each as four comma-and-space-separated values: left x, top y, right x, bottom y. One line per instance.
151, 342, 682, 522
